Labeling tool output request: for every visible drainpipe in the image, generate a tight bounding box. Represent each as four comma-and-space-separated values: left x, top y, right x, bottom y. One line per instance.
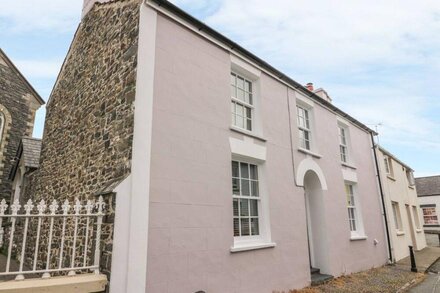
370, 133, 392, 262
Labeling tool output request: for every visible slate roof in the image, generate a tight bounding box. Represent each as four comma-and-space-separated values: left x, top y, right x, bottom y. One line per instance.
415, 175, 440, 197
21, 137, 42, 168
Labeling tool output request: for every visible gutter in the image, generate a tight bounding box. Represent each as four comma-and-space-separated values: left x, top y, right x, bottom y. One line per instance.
371, 133, 393, 262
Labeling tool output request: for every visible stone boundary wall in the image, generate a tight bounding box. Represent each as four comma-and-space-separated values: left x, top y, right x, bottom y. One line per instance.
20, 0, 141, 285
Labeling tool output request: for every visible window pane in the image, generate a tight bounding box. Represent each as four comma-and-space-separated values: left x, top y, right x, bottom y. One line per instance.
238, 116, 245, 128
348, 208, 356, 231
233, 198, 239, 217
240, 218, 250, 236
248, 93, 253, 105
251, 218, 259, 235
240, 199, 249, 216
251, 181, 259, 197
305, 139, 310, 150
245, 80, 251, 92
236, 103, 244, 116
298, 116, 305, 128
249, 164, 258, 180
240, 163, 249, 178
231, 85, 236, 98
245, 107, 252, 119
237, 88, 245, 101
233, 218, 240, 236
232, 161, 239, 177
232, 178, 240, 195
230, 72, 236, 85
237, 76, 244, 89
246, 119, 252, 131
241, 179, 250, 196
250, 200, 258, 216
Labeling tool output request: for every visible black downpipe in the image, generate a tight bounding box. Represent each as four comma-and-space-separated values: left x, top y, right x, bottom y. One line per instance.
370, 133, 393, 262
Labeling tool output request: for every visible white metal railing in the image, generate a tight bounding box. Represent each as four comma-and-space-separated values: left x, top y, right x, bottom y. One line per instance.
0, 196, 105, 280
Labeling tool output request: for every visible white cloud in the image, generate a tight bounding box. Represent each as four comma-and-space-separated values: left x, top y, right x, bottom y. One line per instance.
14, 59, 62, 79
204, 0, 440, 71
0, 0, 82, 33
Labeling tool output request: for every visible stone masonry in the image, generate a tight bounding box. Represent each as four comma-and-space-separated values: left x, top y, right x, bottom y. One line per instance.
21, 0, 141, 283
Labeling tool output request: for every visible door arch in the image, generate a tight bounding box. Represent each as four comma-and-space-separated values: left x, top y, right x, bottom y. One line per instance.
297, 158, 330, 274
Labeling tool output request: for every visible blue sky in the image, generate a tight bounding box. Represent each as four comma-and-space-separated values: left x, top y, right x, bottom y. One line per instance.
1, 0, 439, 177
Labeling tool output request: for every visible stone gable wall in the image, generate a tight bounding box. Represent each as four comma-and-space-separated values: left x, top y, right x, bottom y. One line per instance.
21, 0, 141, 282
0, 58, 38, 200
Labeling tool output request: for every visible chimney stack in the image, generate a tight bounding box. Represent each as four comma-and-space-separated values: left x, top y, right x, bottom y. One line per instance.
305, 82, 314, 91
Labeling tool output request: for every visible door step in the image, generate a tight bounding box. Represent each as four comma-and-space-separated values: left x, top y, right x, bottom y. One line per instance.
310, 267, 320, 274
311, 269, 333, 286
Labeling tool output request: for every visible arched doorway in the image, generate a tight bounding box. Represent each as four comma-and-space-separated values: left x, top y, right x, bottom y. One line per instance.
304, 170, 329, 274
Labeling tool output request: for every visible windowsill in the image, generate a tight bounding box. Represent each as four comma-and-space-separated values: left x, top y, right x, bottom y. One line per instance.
230, 126, 267, 142
387, 175, 396, 181
298, 148, 322, 158
230, 241, 276, 253
341, 162, 357, 170
396, 230, 405, 236
416, 229, 423, 233
350, 235, 368, 241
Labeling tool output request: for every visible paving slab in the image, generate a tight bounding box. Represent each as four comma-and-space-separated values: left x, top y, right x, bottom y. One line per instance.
396, 246, 440, 272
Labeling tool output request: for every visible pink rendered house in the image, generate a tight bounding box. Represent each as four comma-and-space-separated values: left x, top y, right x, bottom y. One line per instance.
108, 1, 389, 291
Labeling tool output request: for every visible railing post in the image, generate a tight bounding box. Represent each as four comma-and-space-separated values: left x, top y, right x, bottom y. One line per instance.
83, 200, 94, 268
6, 200, 21, 273
68, 198, 82, 276
409, 245, 417, 272
93, 196, 105, 275
16, 200, 34, 281
33, 200, 46, 272
42, 200, 58, 279
58, 200, 70, 271
0, 199, 8, 247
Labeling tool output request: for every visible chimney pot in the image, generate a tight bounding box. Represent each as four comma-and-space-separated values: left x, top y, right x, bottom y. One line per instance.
306, 82, 314, 91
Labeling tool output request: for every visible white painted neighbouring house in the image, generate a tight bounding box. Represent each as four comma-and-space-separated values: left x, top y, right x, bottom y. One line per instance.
376, 146, 426, 262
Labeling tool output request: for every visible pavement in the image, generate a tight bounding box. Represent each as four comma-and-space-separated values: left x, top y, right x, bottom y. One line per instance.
396, 246, 440, 273
407, 247, 440, 293
409, 274, 440, 293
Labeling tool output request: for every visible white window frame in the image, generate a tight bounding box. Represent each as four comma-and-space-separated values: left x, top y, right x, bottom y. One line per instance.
422, 207, 439, 225
412, 205, 421, 230
406, 170, 415, 186
345, 182, 366, 239
339, 127, 348, 163
231, 72, 254, 131
384, 156, 394, 177
392, 201, 403, 232
230, 157, 274, 252
232, 160, 261, 240
230, 57, 262, 137
297, 105, 311, 150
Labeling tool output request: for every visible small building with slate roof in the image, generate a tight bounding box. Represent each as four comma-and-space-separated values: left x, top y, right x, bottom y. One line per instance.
9, 137, 42, 204
416, 175, 440, 233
